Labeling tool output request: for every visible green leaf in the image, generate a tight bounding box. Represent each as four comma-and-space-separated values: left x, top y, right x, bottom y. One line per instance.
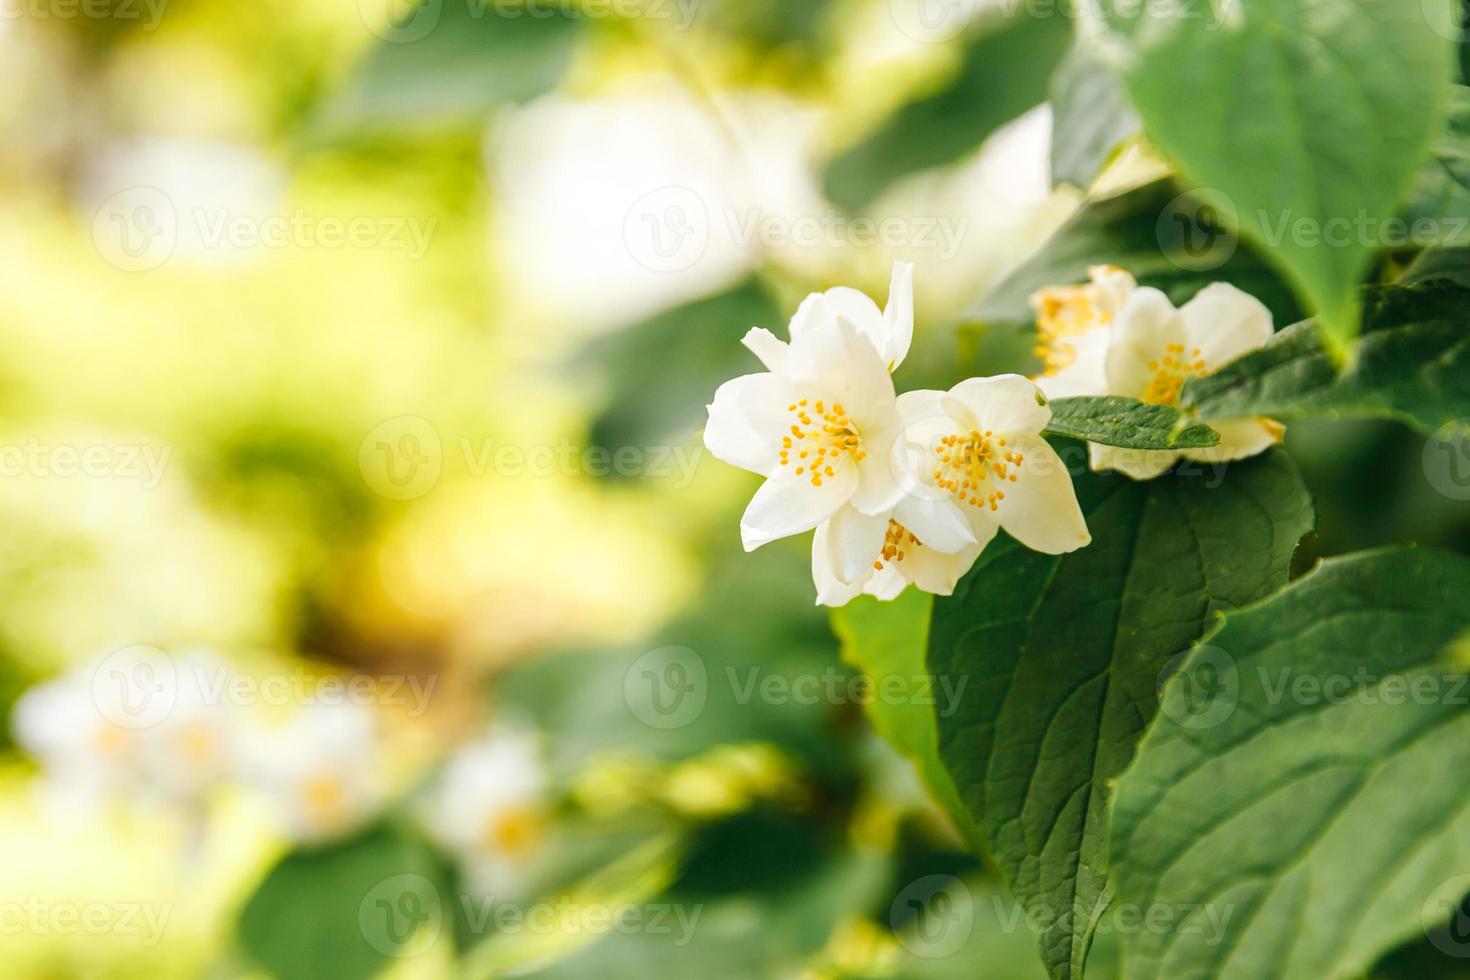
930, 448, 1313, 979
964, 181, 1302, 342
317, 1, 581, 135
1401, 244, 1470, 288
1093, 0, 1456, 349
830, 591, 978, 843
823, 12, 1071, 212
238, 822, 454, 980
1109, 547, 1470, 980
1182, 280, 1470, 434
577, 279, 783, 452
1048, 39, 1139, 189
1043, 396, 1219, 450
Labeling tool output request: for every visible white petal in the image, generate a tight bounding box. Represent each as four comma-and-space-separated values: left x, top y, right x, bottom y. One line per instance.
894, 495, 977, 555
1089, 442, 1179, 481
904, 542, 983, 596
994, 433, 1091, 554
1106, 288, 1187, 399
942, 374, 1051, 435
1034, 329, 1110, 400
851, 422, 906, 515
880, 260, 914, 370
788, 292, 831, 340
741, 327, 790, 373
786, 319, 896, 422
1181, 417, 1284, 465
863, 564, 909, 601
1179, 282, 1273, 369
812, 520, 865, 607
741, 466, 857, 551
826, 505, 892, 584
704, 373, 797, 475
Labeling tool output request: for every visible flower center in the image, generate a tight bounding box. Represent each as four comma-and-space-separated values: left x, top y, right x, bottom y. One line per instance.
1034, 287, 1111, 376
1143, 343, 1208, 406
302, 773, 347, 825
874, 520, 920, 570
778, 399, 866, 488
483, 804, 543, 857
931, 429, 1022, 510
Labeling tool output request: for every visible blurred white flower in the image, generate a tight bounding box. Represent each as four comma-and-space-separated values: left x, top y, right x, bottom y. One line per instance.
418, 728, 548, 896
237, 701, 384, 844
12, 649, 238, 812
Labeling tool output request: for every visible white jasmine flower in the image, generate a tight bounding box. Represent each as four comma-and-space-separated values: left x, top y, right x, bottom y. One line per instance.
1081, 285, 1284, 480
1031, 264, 1136, 400
419, 727, 548, 896
895, 375, 1091, 556
812, 504, 984, 606
12, 662, 141, 809
705, 264, 914, 551
238, 701, 384, 844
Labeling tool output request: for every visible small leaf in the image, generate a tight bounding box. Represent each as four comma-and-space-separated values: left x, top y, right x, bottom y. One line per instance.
1110, 547, 1470, 979
823, 11, 1070, 212
1043, 396, 1219, 450
931, 448, 1314, 979
1182, 280, 1470, 434
1093, 0, 1456, 348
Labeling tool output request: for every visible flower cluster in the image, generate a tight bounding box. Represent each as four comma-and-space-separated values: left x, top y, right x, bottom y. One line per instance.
705, 263, 1091, 607
1032, 265, 1284, 479
13, 650, 550, 893
705, 263, 1285, 606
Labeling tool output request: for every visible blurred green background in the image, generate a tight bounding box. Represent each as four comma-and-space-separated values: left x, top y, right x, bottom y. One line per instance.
1, 1, 1468, 978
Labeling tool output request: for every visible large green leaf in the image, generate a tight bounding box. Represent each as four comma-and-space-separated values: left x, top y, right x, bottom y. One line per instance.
1048, 38, 1139, 190
831, 591, 977, 843
930, 448, 1313, 979
238, 822, 455, 980
1182, 280, 1470, 434
1043, 396, 1219, 451
823, 11, 1071, 212
1109, 547, 1470, 979
1092, 0, 1455, 350
964, 181, 1302, 341
317, 1, 581, 134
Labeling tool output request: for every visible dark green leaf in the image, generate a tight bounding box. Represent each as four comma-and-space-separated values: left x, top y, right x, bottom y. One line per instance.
1095, 0, 1455, 349
931, 449, 1313, 979
317, 1, 581, 135
1043, 396, 1219, 450
1048, 39, 1139, 189
964, 181, 1302, 339
238, 822, 454, 980
1110, 547, 1470, 979
1182, 280, 1470, 434
823, 11, 1071, 212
